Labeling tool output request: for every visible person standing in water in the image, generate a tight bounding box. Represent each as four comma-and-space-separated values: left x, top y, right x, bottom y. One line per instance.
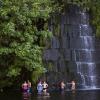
42, 81, 48, 94
71, 81, 76, 90
60, 81, 66, 91
37, 81, 43, 94
27, 80, 32, 93
22, 81, 28, 93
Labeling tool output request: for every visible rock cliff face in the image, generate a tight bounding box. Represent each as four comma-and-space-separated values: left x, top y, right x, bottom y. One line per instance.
43, 5, 100, 89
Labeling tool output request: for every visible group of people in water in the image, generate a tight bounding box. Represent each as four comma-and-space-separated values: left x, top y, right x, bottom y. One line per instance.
22, 80, 49, 95
37, 81, 49, 95
60, 80, 76, 91
22, 80, 76, 95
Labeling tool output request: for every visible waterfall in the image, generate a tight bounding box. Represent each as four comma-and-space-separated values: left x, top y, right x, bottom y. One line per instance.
75, 12, 97, 89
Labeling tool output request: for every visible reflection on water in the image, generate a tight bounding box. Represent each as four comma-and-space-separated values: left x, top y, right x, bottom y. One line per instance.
0, 90, 100, 100
22, 92, 31, 100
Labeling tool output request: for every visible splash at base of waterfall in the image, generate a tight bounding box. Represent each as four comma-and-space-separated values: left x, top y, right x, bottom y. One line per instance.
66, 86, 100, 91
82, 86, 97, 90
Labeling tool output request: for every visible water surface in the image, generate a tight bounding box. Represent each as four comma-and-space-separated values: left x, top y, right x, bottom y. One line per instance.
0, 90, 100, 100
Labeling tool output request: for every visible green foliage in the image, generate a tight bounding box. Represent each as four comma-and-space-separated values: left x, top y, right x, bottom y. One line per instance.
0, 0, 57, 88
31, 67, 46, 83
89, 0, 100, 37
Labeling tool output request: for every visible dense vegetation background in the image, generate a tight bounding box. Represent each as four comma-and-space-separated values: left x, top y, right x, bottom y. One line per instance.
0, 0, 58, 88
0, 0, 100, 89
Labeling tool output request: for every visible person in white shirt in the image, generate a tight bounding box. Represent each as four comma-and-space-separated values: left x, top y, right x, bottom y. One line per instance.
42, 81, 48, 94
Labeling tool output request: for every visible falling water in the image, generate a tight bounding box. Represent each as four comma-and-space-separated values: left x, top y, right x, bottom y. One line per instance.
75, 12, 97, 89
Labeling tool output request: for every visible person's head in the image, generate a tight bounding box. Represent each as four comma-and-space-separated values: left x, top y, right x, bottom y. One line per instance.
43, 81, 47, 84
24, 81, 27, 83
72, 80, 75, 83
61, 81, 64, 84
38, 81, 42, 83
